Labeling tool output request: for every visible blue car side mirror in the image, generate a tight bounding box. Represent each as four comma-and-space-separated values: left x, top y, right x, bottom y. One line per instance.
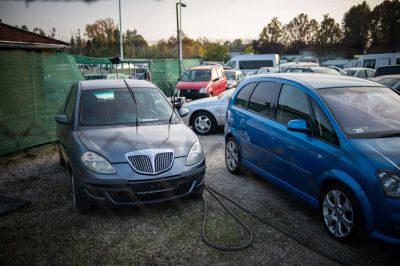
287, 119, 311, 134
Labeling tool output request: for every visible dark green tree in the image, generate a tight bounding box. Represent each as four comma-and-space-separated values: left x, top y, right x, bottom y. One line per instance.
370, 0, 400, 51
314, 14, 343, 56
342, 1, 371, 57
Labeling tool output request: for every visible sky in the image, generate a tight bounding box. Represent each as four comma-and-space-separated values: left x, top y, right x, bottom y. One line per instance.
0, 0, 383, 43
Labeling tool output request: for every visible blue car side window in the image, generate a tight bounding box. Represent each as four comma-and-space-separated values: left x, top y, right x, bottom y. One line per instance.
276, 84, 310, 125
311, 100, 339, 146
234, 82, 255, 108
247, 81, 278, 117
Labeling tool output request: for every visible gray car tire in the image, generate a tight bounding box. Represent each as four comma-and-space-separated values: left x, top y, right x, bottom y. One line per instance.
191, 111, 216, 135
71, 173, 92, 214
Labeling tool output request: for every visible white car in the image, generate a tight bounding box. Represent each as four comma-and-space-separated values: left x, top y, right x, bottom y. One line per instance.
180, 89, 235, 135
343, 67, 375, 78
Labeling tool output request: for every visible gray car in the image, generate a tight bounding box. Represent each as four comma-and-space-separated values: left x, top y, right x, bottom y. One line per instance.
180, 89, 235, 135
55, 79, 205, 213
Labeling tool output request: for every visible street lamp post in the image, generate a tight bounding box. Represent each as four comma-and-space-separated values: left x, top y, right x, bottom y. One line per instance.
176, 1, 186, 77
119, 0, 123, 61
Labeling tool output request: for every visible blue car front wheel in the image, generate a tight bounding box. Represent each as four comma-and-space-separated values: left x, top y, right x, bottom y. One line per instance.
321, 183, 365, 243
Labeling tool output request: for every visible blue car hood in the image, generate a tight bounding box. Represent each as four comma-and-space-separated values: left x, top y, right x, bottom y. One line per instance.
78, 123, 197, 163
350, 137, 400, 169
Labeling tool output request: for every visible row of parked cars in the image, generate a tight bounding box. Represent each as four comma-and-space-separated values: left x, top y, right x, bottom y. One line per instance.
57, 58, 400, 246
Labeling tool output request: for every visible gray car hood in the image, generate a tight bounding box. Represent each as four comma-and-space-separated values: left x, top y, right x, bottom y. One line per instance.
78, 124, 197, 163
185, 96, 220, 107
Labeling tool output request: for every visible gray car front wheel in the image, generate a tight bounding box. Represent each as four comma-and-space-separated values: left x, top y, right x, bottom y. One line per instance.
191, 111, 216, 135
71, 173, 92, 214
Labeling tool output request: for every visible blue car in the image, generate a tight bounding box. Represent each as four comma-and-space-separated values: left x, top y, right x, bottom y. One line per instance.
224, 73, 400, 244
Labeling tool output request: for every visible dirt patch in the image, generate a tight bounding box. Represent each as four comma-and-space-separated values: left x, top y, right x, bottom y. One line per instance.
0, 137, 399, 265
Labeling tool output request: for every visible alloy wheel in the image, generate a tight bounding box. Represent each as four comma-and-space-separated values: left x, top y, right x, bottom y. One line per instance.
194, 115, 212, 134
225, 140, 239, 171
322, 189, 354, 238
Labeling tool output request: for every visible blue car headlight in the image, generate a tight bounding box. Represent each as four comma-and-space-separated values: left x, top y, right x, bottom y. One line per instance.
186, 141, 204, 166
81, 151, 116, 174
377, 170, 400, 198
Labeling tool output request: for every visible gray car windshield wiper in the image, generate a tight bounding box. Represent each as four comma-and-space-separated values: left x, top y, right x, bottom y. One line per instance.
124, 80, 140, 126
374, 131, 400, 138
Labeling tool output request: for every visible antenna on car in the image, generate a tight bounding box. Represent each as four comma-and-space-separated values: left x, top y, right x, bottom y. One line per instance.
124, 79, 139, 127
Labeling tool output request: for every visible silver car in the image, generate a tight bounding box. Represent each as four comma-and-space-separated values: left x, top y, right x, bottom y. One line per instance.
180, 89, 235, 135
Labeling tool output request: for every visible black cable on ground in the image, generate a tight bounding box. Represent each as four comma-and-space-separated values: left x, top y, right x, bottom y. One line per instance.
202, 183, 348, 265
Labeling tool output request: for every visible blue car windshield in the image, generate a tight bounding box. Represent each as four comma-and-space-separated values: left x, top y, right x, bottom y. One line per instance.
319, 86, 400, 138
79, 88, 178, 126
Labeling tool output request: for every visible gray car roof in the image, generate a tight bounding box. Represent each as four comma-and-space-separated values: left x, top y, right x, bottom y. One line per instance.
245, 73, 385, 89
79, 79, 157, 90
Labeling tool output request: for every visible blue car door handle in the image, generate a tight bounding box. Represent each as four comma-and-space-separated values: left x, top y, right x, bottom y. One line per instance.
240, 119, 245, 127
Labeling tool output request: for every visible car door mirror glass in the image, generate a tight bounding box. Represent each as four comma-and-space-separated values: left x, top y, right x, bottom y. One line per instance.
287, 119, 311, 133
55, 114, 71, 125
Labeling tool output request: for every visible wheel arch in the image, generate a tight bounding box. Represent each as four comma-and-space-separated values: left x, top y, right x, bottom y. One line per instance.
318, 171, 375, 233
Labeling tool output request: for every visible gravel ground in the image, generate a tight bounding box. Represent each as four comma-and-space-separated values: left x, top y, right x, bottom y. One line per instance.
1, 132, 400, 265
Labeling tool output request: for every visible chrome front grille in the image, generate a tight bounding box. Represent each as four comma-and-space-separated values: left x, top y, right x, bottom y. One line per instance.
125, 149, 174, 175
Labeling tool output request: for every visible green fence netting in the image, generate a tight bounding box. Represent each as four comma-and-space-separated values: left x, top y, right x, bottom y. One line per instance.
149, 59, 201, 96
0, 50, 83, 155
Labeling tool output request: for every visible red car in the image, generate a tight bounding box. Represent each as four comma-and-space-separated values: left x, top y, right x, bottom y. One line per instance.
176, 65, 227, 100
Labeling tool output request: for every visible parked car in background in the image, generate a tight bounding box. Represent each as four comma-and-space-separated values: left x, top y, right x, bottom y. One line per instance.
369, 75, 400, 91
106, 73, 129, 80
375, 65, 400, 77
256, 67, 273, 74
343, 67, 375, 78
271, 62, 319, 73
55, 79, 205, 213
225, 73, 400, 245
83, 73, 129, 80
285, 66, 341, 75
322, 59, 359, 69
180, 89, 235, 135
326, 66, 347, 75
226, 54, 280, 74
225, 70, 246, 89
176, 65, 227, 99
84, 73, 106, 80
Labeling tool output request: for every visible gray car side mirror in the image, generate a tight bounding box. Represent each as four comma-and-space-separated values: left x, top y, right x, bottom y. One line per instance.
55, 114, 71, 125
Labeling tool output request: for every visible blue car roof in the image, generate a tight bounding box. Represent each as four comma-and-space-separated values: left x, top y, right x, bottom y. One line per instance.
244, 73, 385, 90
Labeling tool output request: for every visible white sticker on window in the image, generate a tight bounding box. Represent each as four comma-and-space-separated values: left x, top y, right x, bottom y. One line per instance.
353, 128, 364, 133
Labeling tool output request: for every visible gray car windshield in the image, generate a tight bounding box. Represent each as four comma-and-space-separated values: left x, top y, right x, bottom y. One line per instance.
80, 88, 178, 126
319, 86, 400, 138
180, 70, 211, 82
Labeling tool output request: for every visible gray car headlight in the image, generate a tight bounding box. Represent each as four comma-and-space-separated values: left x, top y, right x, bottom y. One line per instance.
377, 170, 400, 198
186, 141, 204, 166
81, 151, 116, 174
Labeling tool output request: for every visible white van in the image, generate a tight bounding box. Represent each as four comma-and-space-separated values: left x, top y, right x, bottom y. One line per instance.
226, 54, 280, 74
355, 53, 400, 69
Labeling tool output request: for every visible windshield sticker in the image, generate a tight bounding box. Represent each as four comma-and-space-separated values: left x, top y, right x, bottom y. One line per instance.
353, 128, 364, 133
94, 91, 114, 100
